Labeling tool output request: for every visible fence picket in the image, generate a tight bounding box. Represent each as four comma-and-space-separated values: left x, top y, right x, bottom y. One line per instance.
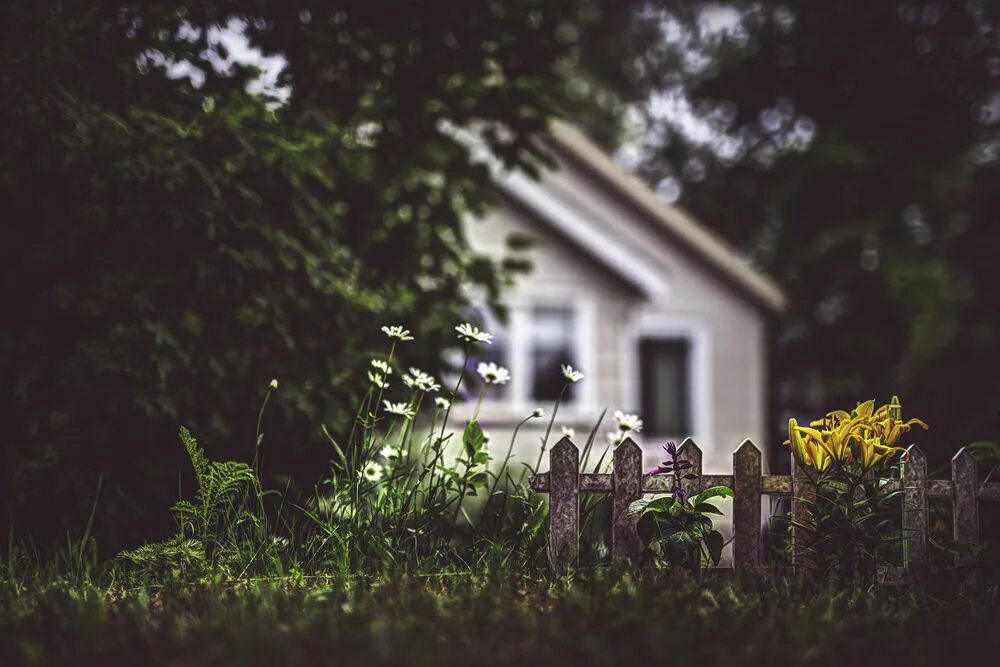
951, 447, 979, 568
790, 453, 815, 578
548, 437, 579, 576
612, 439, 643, 566
902, 445, 929, 586
678, 438, 703, 498
733, 440, 762, 572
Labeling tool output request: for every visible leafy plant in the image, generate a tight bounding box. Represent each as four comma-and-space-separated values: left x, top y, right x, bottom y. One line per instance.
784, 397, 927, 584
117, 427, 264, 578
628, 442, 732, 570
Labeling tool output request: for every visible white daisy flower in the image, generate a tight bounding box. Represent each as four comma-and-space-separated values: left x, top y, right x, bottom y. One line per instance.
561, 425, 575, 439
613, 410, 643, 433
361, 461, 384, 482
370, 359, 392, 375
607, 431, 625, 446
531, 407, 545, 418
476, 361, 511, 385
383, 400, 416, 420
561, 364, 584, 383
435, 397, 451, 410
455, 322, 493, 344
269, 378, 279, 390
402, 367, 441, 393
368, 371, 389, 388
381, 325, 414, 342
380, 445, 400, 460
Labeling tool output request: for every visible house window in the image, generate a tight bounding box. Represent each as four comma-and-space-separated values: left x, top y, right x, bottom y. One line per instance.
530, 306, 577, 402
639, 338, 691, 436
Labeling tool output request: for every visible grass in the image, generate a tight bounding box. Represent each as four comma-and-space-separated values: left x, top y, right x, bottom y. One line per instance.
3, 571, 1000, 667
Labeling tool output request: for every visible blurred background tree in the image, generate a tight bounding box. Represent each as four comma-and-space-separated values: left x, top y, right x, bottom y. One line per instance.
0, 1, 635, 551
600, 0, 1000, 468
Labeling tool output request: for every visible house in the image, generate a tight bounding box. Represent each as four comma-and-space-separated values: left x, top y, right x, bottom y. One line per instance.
450, 121, 786, 478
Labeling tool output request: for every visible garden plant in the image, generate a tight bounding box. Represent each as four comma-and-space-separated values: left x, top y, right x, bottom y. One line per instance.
785, 397, 928, 584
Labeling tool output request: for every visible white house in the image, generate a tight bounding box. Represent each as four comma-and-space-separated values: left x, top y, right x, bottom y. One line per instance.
449, 121, 786, 478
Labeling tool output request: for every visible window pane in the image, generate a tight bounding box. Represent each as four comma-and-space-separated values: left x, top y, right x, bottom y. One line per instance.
531, 307, 576, 402
639, 338, 690, 435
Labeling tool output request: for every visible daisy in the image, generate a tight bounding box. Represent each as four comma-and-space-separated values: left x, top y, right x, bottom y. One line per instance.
477, 361, 511, 385
368, 371, 389, 388
435, 397, 451, 410
614, 410, 643, 433
361, 461, 384, 482
455, 322, 493, 344
269, 378, 279, 390
561, 425, 575, 439
381, 325, 414, 342
607, 431, 626, 446
370, 359, 392, 375
531, 407, 545, 418
561, 364, 584, 383
402, 367, 441, 392
383, 400, 416, 420
380, 445, 400, 460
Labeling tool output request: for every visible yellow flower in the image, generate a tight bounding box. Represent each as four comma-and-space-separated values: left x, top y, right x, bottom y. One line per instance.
785, 397, 928, 471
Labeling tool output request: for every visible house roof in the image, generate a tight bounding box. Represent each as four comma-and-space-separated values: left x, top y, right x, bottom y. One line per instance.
542, 121, 787, 314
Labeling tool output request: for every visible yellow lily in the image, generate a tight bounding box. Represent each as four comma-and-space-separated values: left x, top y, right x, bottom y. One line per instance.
785, 397, 927, 471
787, 418, 812, 466
852, 399, 875, 419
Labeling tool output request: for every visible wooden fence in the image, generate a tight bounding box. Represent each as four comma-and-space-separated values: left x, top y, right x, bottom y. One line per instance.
529, 437, 1000, 582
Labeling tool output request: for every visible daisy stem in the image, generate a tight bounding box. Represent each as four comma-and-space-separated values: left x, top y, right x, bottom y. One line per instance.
535, 382, 569, 473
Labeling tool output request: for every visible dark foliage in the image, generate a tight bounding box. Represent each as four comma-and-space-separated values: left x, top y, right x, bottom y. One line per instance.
0, 1, 635, 552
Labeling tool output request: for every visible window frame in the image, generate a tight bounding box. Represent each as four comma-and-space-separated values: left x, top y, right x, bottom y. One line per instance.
456, 294, 596, 421
621, 313, 711, 445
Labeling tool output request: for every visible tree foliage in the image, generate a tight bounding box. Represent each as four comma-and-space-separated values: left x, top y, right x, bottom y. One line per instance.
613, 1, 1000, 461
0, 1, 632, 549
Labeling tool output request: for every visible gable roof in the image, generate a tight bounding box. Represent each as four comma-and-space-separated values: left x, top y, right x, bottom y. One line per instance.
544, 121, 786, 313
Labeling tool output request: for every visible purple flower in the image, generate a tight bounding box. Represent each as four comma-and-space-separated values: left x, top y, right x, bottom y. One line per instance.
642, 441, 691, 501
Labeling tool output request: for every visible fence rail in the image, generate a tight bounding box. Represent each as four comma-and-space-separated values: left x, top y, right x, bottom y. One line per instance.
529, 437, 1000, 581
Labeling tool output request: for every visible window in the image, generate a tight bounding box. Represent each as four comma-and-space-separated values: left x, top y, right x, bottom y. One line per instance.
639, 338, 691, 436
530, 306, 577, 402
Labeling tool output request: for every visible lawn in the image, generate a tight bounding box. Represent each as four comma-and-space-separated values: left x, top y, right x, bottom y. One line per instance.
3, 572, 999, 667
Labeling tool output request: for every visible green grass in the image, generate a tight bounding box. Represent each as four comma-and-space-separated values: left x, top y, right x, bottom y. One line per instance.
2, 572, 999, 667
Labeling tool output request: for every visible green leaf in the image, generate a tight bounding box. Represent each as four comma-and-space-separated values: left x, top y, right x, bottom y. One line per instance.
693, 503, 724, 515
625, 498, 650, 516
463, 420, 485, 459
704, 531, 724, 566
692, 486, 733, 506
468, 471, 489, 487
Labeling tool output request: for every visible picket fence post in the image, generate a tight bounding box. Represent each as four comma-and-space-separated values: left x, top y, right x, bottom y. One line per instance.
902, 445, 929, 586
612, 438, 643, 567
790, 453, 815, 578
951, 447, 979, 568
549, 437, 579, 576
732, 440, 762, 572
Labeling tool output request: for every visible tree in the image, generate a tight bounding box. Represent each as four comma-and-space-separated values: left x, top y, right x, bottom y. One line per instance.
611, 1, 1000, 464
0, 1, 632, 550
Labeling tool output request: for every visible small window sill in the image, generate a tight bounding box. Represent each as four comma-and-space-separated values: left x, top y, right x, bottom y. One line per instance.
446, 400, 605, 429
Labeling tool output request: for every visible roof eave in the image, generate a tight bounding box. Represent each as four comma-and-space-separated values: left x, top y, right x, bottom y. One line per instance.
546, 121, 788, 314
